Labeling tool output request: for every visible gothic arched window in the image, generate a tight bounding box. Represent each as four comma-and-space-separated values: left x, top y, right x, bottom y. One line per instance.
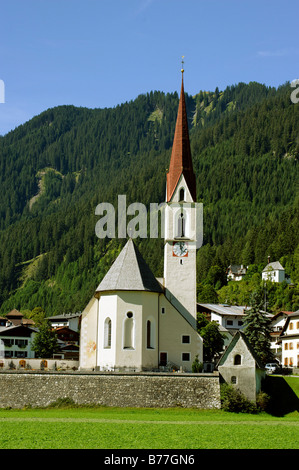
146, 319, 155, 349
104, 317, 112, 349
124, 312, 134, 349
177, 211, 185, 238
147, 320, 152, 348
179, 188, 185, 202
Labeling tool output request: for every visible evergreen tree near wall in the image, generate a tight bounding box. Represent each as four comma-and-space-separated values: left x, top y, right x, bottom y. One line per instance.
242, 288, 274, 365
31, 320, 59, 358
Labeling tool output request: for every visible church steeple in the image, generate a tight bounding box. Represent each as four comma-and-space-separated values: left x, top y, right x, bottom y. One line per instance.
166, 70, 196, 202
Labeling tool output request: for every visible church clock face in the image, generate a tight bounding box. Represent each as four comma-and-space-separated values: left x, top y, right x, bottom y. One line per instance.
172, 241, 188, 257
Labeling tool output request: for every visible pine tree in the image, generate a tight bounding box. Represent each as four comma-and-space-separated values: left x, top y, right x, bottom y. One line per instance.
242, 287, 274, 365
31, 320, 59, 358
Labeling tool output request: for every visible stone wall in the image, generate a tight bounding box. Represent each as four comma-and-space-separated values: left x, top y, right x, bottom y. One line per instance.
0, 371, 221, 409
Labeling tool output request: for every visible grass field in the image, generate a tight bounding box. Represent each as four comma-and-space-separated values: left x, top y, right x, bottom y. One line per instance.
1, 375, 298, 450
0, 406, 298, 449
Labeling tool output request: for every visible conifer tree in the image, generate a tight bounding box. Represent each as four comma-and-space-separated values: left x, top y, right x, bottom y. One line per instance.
31, 320, 59, 358
242, 287, 274, 365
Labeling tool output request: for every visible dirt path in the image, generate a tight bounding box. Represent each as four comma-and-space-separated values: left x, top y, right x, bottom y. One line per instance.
0, 417, 298, 425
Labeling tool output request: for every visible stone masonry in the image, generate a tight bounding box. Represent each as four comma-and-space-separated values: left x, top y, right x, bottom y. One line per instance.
0, 371, 221, 409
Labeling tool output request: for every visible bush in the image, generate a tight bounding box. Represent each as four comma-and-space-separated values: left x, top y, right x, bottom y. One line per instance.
256, 391, 271, 411
48, 397, 77, 408
192, 355, 203, 373
220, 384, 258, 413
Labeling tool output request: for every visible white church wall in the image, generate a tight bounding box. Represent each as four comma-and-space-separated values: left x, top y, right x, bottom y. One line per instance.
141, 293, 159, 370
79, 296, 98, 370
163, 242, 197, 326
98, 294, 117, 370
159, 296, 202, 372
114, 291, 144, 371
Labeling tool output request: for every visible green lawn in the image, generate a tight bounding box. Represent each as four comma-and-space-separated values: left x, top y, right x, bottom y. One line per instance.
0, 406, 298, 449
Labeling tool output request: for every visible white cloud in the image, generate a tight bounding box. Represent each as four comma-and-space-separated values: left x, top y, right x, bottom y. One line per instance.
257, 47, 299, 58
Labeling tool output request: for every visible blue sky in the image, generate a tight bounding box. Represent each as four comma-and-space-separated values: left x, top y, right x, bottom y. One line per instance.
0, 0, 298, 135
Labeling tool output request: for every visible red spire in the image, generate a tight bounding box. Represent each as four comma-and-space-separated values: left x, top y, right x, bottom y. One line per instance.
166, 75, 196, 202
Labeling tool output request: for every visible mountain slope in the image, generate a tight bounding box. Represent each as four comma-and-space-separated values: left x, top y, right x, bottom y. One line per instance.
0, 82, 298, 315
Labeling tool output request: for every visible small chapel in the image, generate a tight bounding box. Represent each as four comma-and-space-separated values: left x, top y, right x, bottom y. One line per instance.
79, 70, 203, 372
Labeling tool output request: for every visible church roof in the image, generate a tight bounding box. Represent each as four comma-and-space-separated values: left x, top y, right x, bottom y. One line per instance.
263, 261, 284, 272
166, 74, 196, 202
96, 239, 163, 294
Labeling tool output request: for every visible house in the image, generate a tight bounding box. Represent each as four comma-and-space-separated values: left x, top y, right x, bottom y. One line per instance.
197, 303, 249, 335
54, 326, 80, 360
269, 311, 293, 363
4, 309, 35, 327
79, 71, 203, 372
262, 261, 285, 283
55, 326, 80, 345
278, 310, 299, 368
217, 330, 266, 401
227, 265, 247, 282
0, 324, 37, 360
48, 312, 81, 332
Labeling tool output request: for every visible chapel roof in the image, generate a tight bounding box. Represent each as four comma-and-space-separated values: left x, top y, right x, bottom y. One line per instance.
217, 330, 264, 370
95, 239, 163, 294
263, 261, 284, 272
166, 73, 196, 202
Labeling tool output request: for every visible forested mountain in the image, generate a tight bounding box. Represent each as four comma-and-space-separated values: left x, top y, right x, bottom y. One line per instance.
0, 81, 298, 316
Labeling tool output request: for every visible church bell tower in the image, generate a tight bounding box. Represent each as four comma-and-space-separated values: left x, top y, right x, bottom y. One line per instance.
164, 66, 197, 327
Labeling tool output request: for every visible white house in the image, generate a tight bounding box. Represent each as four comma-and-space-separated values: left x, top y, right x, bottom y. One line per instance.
80, 72, 203, 372
227, 265, 247, 282
269, 310, 293, 363
279, 310, 299, 368
0, 324, 37, 360
262, 261, 285, 283
48, 312, 81, 332
197, 303, 249, 333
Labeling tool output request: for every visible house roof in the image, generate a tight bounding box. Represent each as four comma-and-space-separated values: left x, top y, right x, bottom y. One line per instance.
166, 74, 196, 202
6, 309, 23, 318
197, 303, 249, 316
48, 312, 81, 321
217, 330, 264, 369
228, 265, 247, 274
0, 324, 37, 337
96, 239, 163, 294
263, 261, 284, 272
271, 310, 293, 322
280, 309, 299, 335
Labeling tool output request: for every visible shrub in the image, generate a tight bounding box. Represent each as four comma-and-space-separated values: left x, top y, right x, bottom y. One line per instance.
48, 397, 77, 408
220, 384, 258, 413
192, 355, 203, 373
256, 391, 271, 411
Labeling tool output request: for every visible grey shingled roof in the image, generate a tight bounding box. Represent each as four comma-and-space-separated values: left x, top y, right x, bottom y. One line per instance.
96, 239, 163, 294
263, 261, 284, 272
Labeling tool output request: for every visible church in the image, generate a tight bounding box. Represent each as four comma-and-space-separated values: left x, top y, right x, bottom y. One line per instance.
79, 71, 203, 372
